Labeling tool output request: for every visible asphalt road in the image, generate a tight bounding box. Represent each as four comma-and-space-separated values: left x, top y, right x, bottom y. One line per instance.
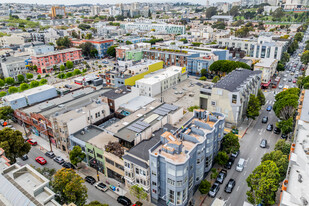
17, 146, 121, 206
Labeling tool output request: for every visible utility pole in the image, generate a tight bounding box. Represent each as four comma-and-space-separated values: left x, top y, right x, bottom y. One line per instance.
44, 119, 53, 152
92, 147, 100, 181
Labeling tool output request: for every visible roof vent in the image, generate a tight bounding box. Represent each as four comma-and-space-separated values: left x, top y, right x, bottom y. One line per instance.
298, 174, 303, 183
81, 130, 85, 135
300, 197, 308, 206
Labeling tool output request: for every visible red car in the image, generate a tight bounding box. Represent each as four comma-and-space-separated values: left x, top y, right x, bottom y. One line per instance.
27, 139, 37, 146
293, 80, 296, 83
35, 156, 47, 165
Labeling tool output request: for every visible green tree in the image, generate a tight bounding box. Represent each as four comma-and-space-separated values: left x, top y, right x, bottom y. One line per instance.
276, 62, 285, 72
26, 73, 33, 80
78, 24, 91, 30
235, 26, 250, 38
58, 73, 66, 79
85, 201, 109, 206
0, 128, 31, 163
294, 32, 304, 42
51, 168, 88, 206
37, 74, 41, 79
206, 7, 217, 19
33, 166, 56, 180
66, 61, 74, 69
301, 50, 309, 64
273, 94, 298, 120
60, 65, 65, 71
210, 168, 218, 180
20, 83, 29, 91
0, 91, 6, 97
0, 79, 4, 87
230, 6, 240, 16
257, 89, 266, 106
188, 105, 199, 112
261, 151, 288, 181
33, 65, 37, 72
274, 139, 291, 156
198, 179, 211, 194
0, 106, 14, 120
246, 160, 280, 205
209, 60, 250, 75
5, 77, 15, 85
17, 74, 25, 82
106, 45, 118, 57
179, 38, 188, 44
85, 33, 92, 40
56, 36, 72, 49
73, 69, 82, 75
129, 185, 148, 202
66, 72, 73, 78
222, 132, 240, 154
126, 40, 133, 45
200, 69, 207, 77
8, 86, 18, 94
40, 79, 48, 85
215, 151, 229, 166
199, 76, 207, 81
30, 80, 40, 88
246, 94, 261, 120
80, 42, 98, 58
212, 76, 220, 83
276, 117, 293, 135
69, 146, 86, 166
272, 8, 284, 19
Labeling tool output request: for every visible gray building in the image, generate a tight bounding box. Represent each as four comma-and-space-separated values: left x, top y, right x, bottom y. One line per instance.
0, 56, 27, 79
149, 110, 225, 206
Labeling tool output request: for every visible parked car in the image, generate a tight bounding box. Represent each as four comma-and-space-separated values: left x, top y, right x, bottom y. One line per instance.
64, 84, 72, 89
27, 139, 37, 146
21, 154, 28, 161
236, 158, 245, 172
231, 150, 239, 158
224, 179, 236, 193
266, 106, 272, 111
95, 182, 108, 192
260, 139, 267, 148
288, 79, 292, 82
293, 80, 296, 83
266, 124, 273, 131
117, 196, 132, 206
262, 116, 268, 123
216, 169, 227, 184
62, 162, 75, 169
281, 133, 288, 139
278, 84, 283, 89
45, 151, 55, 158
274, 127, 281, 134
208, 182, 220, 197
85, 176, 96, 185
224, 158, 235, 169
53, 156, 65, 165
35, 156, 47, 165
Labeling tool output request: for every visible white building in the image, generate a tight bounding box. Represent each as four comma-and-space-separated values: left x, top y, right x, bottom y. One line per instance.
0, 56, 28, 79
136, 66, 188, 97
120, 22, 186, 35
91, 5, 100, 16
254, 58, 278, 85
0, 34, 25, 47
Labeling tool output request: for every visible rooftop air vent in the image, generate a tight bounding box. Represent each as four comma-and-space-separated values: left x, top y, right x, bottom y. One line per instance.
300, 197, 308, 206
298, 174, 303, 183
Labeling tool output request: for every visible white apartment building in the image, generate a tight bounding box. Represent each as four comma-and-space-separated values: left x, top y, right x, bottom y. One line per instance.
136, 66, 187, 98
0, 34, 24, 47
0, 56, 28, 79
91, 5, 100, 16
254, 58, 278, 85
218, 35, 288, 60
120, 22, 186, 34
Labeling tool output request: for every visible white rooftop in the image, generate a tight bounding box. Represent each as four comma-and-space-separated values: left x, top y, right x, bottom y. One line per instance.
255, 58, 277, 68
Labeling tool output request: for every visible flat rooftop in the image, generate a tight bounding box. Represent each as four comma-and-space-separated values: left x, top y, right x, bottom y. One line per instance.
87, 130, 118, 150
0, 56, 26, 64
32, 47, 81, 58
119, 96, 155, 112
136, 66, 183, 84
300, 90, 309, 122
73, 125, 105, 143
103, 85, 131, 100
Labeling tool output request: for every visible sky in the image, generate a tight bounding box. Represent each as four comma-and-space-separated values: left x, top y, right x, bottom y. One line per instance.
1, 0, 236, 6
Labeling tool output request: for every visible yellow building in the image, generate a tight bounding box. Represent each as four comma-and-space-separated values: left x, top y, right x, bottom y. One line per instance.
51, 6, 66, 18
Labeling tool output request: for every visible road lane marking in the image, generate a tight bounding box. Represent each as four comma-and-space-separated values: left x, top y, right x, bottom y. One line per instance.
249, 158, 253, 162
236, 186, 240, 191
255, 147, 258, 151
244, 171, 247, 176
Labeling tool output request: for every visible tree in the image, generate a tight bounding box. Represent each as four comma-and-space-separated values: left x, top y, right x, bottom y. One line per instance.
30, 80, 40, 88
273, 94, 298, 120
66, 72, 73, 78
20, 83, 29, 91
40, 79, 48, 85
85, 33, 92, 40
73, 69, 81, 75
272, 8, 284, 19
212, 76, 220, 83
69, 146, 86, 166
200, 69, 207, 77
230, 6, 240, 16
80, 42, 98, 58
106, 45, 118, 57
17, 74, 25, 82
199, 76, 207, 81
60, 65, 65, 71
257, 89, 266, 106
78, 24, 91, 30
214, 151, 229, 166
58, 73, 66, 79
72, 30, 78, 38
246, 94, 261, 120
85, 201, 108, 206
0, 79, 4, 87
274, 139, 291, 156
276, 117, 293, 135
235, 26, 250, 38
129, 185, 148, 202
246, 160, 280, 205
294, 32, 304, 42
262, 151, 288, 181
5, 77, 14, 85
126, 40, 133, 45
206, 7, 217, 19
180, 38, 188, 44
26, 73, 33, 80
209, 60, 250, 75
8, 86, 18, 94
56, 36, 72, 49
33, 65, 37, 72
198, 179, 211, 194
210, 168, 218, 180
0, 91, 6, 97
51, 168, 88, 206
301, 50, 309, 64
33, 166, 56, 180
0, 106, 14, 120
281, 52, 290, 64
37, 74, 41, 79
276, 62, 285, 72
222, 132, 240, 154
0, 128, 31, 163
66, 61, 74, 69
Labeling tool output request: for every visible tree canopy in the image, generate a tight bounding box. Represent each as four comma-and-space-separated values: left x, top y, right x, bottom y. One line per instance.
85, 201, 109, 206
69, 146, 86, 166
80, 42, 98, 58
209, 60, 251, 75
275, 139, 291, 156
246, 94, 261, 120
0, 106, 14, 121
261, 150, 288, 181
198, 179, 211, 194
273, 94, 299, 120
206, 7, 217, 19
214, 151, 229, 166
257, 89, 266, 106
56, 36, 72, 49
129, 185, 148, 201
222, 132, 240, 154
106, 45, 118, 57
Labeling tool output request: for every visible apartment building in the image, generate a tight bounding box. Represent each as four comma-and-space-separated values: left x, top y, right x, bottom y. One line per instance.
187, 55, 217, 76
254, 58, 278, 87
116, 42, 151, 61
135, 66, 188, 98
280, 90, 309, 206
71, 39, 113, 58
120, 22, 186, 34
200, 69, 262, 127
0, 56, 28, 79
51, 6, 66, 18
31, 48, 83, 73
217, 35, 288, 60
0, 34, 24, 47
149, 110, 225, 206
25, 45, 54, 56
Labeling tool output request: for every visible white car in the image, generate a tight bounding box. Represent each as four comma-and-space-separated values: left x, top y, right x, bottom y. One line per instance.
283, 78, 287, 81
278, 84, 283, 89
284, 74, 288, 77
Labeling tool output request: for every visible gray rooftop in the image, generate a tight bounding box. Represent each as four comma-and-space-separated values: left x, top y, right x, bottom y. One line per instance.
300, 90, 309, 122
119, 96, 155, 112
214, 69, 261, 92
123, 154, 148, 169
102, 85, 131, 100
72, 125, 104, 142
0, 56, 26, 64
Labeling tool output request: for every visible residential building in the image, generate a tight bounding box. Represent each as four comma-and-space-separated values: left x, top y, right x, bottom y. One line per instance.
121, 22, 186, 35
254, 58, 278, 88
217, 35, 288, 60
116, 42, 151, 61
136, 66, 188, 98
71, 39, 113, 58
0, 56, 28, 79
149, 109, 225, 206
187, 55, 217, 76
0, 34, 24, 47
280, 90, 309, 206
284, 0, 309, 9
211, 15, 233, 22
25, 45, 54, 56
31, 48, 83, 73
51, 6, 66, 18
200, 69, 262, 127
91, 5, 101, 16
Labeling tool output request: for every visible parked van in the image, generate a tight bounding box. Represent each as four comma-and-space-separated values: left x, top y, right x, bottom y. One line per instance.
236, 158, 245, 172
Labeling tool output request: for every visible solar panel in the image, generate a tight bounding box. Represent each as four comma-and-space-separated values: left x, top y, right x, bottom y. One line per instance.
132, 123, 146, 130
153, 109, 167, 116
127, 126, 142, 133
135, 121, 150, 127
162, 104, 178, 111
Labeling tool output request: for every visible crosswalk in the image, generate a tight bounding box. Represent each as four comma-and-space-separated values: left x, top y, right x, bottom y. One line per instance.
265, 100, 275, 105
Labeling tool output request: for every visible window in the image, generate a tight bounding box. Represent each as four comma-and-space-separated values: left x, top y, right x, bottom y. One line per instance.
105, 158, 114, 165
189, 177, 193, 190
184, 176, 188, 184
88, 148, 93, 154
168, 190, 175, 204
176, 180, 182, 187
176, 170, 183, 176
153, 189, 157, 194
152, 181, 157, 186
167, 178, 175, 186
116, 163, 124, 171
151, 170, 156, 176
96, 153, 103, 159
168, 167, 175, 176
183, 188, 187, 202
211, 101, 216, 106
232, 94, 237, 104
136, 168, 139, 175
176, 191, 182, 205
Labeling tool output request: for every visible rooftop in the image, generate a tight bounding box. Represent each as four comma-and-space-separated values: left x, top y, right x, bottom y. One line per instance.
32, 47, 81, 58
73, 125, 105, 143
0, 56, 26, 64
119, 96, 155, 112
300, 90, 309, 122
254, 58, 277, 68
103, 85, 132, 100
87, 129, 118, 150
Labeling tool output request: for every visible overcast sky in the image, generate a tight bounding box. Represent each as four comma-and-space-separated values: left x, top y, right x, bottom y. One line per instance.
2, 0, 236, 6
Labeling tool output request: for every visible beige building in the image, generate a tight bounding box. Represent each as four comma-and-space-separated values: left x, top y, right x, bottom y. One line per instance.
254, 58, 278, 86
0, 34, 24, 47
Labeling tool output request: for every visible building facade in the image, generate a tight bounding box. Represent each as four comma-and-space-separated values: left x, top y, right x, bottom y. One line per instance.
51, 6, 66, 18
187, 55, 216, 76
0, 56, 28, 79
121, 22, 186, 35
71, 39, 114, 58
254, 58, 278, 87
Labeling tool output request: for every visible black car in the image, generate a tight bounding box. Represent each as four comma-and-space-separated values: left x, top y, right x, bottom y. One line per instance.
262, 116, 268, 123
231, 150, 239, 158
117, 196, 132, 206
85, 176, 96, 185
62, 162, 75, 169
21, 154, 28, 161
224, 179, 236, 193
281, 133, 288, 139
266, 124, 273, 131
53, 156, 65, 165
208, 182, 220, 197
216, 169, 227, 184
224, 158, 235, 169
288, 79, 292, 82
45, 151, 55, 159
274, 127, 281, 134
